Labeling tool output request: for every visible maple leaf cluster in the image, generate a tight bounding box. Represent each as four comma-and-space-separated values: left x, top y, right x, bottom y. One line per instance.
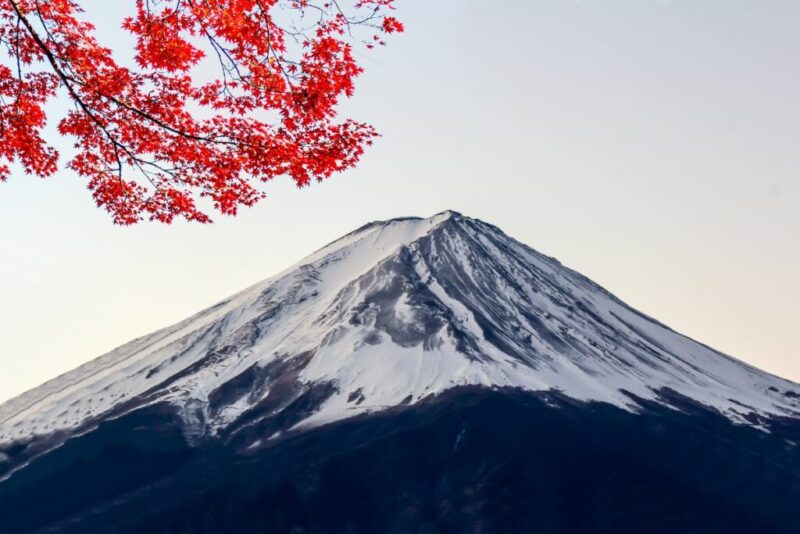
0, 0, 402, 223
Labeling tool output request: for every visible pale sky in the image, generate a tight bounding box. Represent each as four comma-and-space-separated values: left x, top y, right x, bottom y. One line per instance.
0, 0, 798, 403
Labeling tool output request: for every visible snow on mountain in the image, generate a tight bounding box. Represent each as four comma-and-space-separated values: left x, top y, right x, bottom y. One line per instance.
1, 211, 798, 452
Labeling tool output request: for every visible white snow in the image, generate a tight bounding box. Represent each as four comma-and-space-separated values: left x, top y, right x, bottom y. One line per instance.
1, 210, 798, 449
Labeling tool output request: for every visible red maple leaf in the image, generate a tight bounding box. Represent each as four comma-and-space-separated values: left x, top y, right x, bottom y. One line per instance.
0, 0, 402, 224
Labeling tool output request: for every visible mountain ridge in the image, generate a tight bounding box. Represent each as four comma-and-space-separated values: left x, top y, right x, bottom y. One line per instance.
2, 210, 800, 533
1, 210, 798, 471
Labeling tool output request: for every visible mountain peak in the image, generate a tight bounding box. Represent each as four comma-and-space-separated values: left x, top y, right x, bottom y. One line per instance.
1, 212, 798, 464
432, 208, 463, 218
350, 209, 462, 234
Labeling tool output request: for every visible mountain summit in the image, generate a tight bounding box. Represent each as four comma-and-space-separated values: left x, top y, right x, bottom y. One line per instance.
1, 211, 799, 533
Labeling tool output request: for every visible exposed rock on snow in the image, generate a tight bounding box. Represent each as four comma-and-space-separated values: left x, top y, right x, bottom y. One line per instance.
1, 211, 798, 451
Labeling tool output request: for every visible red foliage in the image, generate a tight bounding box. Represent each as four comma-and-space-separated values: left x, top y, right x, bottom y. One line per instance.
0, 0, 401, 224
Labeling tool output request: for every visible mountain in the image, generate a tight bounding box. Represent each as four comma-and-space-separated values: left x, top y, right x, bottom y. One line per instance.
1, 210, 798, 533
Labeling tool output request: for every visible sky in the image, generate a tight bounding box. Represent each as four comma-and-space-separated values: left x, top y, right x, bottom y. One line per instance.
0, 0, 798, 402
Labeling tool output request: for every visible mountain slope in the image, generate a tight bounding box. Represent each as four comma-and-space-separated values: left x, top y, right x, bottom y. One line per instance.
3, 389, 800, 534
1, 211, 799, 463
0, 211, 799, 532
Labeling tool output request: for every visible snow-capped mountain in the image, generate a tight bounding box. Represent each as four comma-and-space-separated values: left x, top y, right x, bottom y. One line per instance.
1, 210, 799, 451
1, 211, 799, 533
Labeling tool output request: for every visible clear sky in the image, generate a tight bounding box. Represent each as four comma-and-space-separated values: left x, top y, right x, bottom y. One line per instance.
0, 0, 798, 403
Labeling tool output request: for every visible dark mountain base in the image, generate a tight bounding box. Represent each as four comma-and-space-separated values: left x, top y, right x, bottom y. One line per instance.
1, 389, 799, 533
